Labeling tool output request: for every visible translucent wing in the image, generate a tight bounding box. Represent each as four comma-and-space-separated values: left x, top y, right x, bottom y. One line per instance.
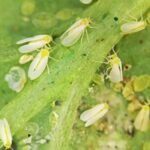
60, 19, 87, 47
19, 40, 46, 53
85, 107, 108, 127
141, 107, 150, 131
60, 25, 85, 47
121, 21, 146, 34
28, 52, 49, 80
0, 119, 12, 149
61, 19, 82, 36
80, 103, 106, 122
16, 35, 46, 44
109, 64, 123, 83
134, 106, 149, 131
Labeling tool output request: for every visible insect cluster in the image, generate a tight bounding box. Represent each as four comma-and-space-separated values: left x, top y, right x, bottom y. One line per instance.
1, 8, 150, 149
79, 14, 150, 132
4, 18, 92, 93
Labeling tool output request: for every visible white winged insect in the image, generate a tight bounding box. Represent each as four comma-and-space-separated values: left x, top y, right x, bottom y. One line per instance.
80, 103, 109, 127
0, 119, 12, 149
60, 18, 92, 47
28, 48, 50, 80
121, 21, 147, 34
134, 105, 150, 131
106, 52, 123, 83
16, 34, 53, 53
120, 14, 147, 35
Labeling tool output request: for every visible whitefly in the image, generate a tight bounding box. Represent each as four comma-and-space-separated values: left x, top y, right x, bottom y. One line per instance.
28, 48, 50, 80
16, 34, 53, 53
80, 103, 109, 127
60, 18, 92, 47
0, 118, 12, 149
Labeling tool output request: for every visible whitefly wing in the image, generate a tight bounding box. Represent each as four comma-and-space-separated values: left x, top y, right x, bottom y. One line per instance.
61, 19, 83, 38
61, 25, 85, 47
85, 105, 108, 127
141, 107, 150, 131
134, 106, 149, 131
28, 51, 49, 80
109, 61, 123, 83
60, 19, 88, 47
0, 119, 12, 149
19, 40, 46, 53
16, 35, 47, 44
121, 21, 146, 34
119, 62, 123, 81
80, 103, 106, 122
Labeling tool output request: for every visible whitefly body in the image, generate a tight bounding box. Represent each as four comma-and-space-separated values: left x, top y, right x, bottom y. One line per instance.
109, 63, 123, 83
0, 119, 12, 149
134, 105, 150, 131
80, 103, 109, 127
17, 35, 52, 53
121, 21, 147, 34
28, 48, 49, 80
60, 18, 91, 47
108, 54, 123, 83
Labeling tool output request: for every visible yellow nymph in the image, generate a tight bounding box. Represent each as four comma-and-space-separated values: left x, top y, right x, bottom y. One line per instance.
28, 48, 50, 80
60, 18, 92, 47
0, 119, 12, 149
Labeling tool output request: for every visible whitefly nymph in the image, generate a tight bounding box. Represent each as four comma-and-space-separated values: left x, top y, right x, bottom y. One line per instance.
28, 48, 50, 80
19, 54, 34, 64
16, 34, 53, 53
60, 18, 92, 47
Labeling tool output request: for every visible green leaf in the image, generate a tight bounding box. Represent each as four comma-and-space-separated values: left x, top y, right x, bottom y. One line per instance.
0, 0, 149, 150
